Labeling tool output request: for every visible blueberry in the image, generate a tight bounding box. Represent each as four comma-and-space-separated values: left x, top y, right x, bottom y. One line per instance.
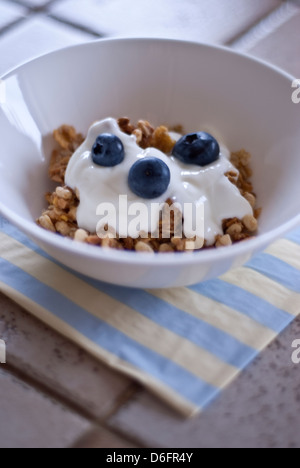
128, 157, 171, 199
92, 133, 124, 167
172, 132, 220, 166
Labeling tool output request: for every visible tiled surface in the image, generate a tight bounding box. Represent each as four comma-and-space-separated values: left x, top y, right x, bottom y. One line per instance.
1, 0, 300, 449
246, 10, 300, 77
109, 316, 300, 448
0, 293, 136, 420
230, 1, 300, 77
72, 426, 139, 448
230, 0, 300, 50
19, 0, 53, 6
0, 367, 91, 448
50, 0, 281, 42
0, 15, 92, 76
0, 0, 26, 30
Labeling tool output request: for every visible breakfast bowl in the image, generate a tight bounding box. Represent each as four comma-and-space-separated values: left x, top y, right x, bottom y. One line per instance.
0, 38, 299, 289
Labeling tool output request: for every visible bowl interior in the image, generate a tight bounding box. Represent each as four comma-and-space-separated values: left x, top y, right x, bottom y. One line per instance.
0, 38, 299, 256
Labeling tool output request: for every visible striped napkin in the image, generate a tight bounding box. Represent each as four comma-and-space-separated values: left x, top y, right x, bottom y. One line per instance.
0, 215, 299, 417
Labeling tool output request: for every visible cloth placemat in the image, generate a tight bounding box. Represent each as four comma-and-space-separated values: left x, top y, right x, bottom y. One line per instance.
0, 215, 299, 417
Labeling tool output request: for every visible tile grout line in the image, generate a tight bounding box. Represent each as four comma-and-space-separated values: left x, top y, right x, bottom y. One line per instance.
2, 362, 96, 421
69, 426, 143, 448
69, 417, 145, 448
1, 363, 142, 448
48, 13, 104, 38
0, 16, 29, 38
0, 8, 103, 41
0, 1, 293, 48
103, 382, 142, 421
5, 0, 61, 11
225, 0, 292, 47
2, 360, 140, 427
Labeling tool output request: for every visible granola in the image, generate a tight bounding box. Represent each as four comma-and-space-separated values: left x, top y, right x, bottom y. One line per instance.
37, 118, 260, 252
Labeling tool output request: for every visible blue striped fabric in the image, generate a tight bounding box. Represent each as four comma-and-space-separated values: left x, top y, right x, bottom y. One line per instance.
0, 215, 299, 416
191, 279, 293, 331
0, 257, 217, 407
285, 229, 300, 245
246, 254, 300, 292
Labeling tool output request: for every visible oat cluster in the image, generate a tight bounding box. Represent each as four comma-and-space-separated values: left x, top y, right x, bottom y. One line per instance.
37, 118, 260, 253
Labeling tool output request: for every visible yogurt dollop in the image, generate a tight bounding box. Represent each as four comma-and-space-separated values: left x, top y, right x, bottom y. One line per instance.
65, 118, 253, 244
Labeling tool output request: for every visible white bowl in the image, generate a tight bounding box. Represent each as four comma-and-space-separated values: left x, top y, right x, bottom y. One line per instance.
0, 38, 299, 288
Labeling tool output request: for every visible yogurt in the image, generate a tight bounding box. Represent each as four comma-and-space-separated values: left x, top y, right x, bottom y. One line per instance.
65, 118, 253, 244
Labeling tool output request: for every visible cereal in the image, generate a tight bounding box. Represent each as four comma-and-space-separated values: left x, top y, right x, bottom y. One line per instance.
74, 228, 88, 242
243, 192, 256, 208
53, 125, 77, 150
56, 186, 72, 200
48, 126, 84, 184
135, 241, 154, 253
86, 235, 101, 245
37, 117, 261, 253
226, 222, 243, 237
215, 234, 232, 248
55, 220, 71, 236
38, 214, 55, 232
122, 237, 135, 250
118, 117, 136, 135
102, 237, 123, 250
151, 126, 176, 154
133, 120, 154, 148
242, 214, 258, 232
229, 149, 254, 194
170, 237, 186, 251
68, 206, 77, 222
158, 243, 174, 253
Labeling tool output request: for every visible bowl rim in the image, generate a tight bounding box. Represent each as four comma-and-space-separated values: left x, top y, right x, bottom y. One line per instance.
0, 35, 298, 81
0, 36, 300, 268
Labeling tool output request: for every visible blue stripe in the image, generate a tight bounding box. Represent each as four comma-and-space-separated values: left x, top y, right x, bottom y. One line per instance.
0, 256, 218, 407
190, 279, 293, 332
246, 253, 300, 293
0, 217, 257, 369
79, 280, 257, 369
285, 226, 300, 245
0, 217, 49, 255
1, 217, 296, 326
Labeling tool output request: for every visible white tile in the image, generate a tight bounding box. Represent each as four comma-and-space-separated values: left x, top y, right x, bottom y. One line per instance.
0, 294, 135, 420
0, 368, 90, 448
50, 0, 281, 43
73, 426, 138, 448
0, 15, 93, 76
0, 0, 27, 30
247, 10, 300, 77
230, 1, 300, 77
231, 1, 300, 51
109, 317, 300, 448
17, 0, 52, 7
